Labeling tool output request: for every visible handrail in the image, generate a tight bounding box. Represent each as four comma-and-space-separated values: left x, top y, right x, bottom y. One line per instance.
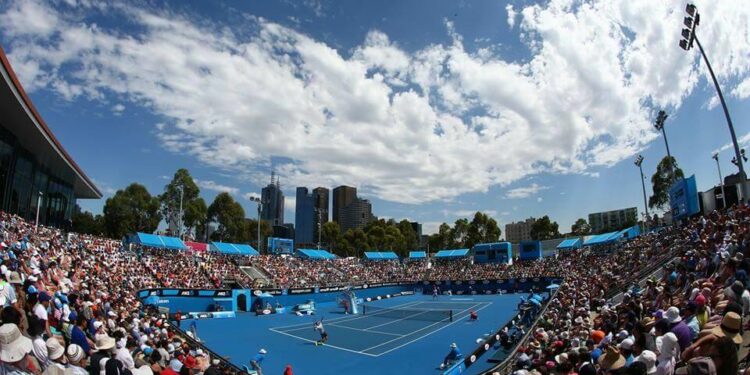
480, 287, 561, 375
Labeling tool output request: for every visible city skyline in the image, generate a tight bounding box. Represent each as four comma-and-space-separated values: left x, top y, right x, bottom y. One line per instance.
1, 1, 749, 234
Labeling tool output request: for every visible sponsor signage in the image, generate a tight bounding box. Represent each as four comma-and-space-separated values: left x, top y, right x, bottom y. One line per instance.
289, 288, 314, 294
318, 286, 347, 293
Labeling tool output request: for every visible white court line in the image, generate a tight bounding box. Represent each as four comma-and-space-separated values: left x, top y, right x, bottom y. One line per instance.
272, 300, 423, 331
363, 302, 493, 356
326, 323, 404, 337
268, 327, 378, 357
374, 302, 493, 357
363, 309, 437, 330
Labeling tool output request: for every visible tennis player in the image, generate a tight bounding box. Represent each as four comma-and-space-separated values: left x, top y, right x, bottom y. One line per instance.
313, 319, 328, 346
432, 285, 438, 300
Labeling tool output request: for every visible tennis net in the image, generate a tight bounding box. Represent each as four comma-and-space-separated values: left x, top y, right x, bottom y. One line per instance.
362, 304, 453, 322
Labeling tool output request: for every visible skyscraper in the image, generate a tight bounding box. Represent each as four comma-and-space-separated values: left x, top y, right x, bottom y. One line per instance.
340, 198, 374, 232
295, 187, 314, 245
332, 185, 356, 223
261, 172, 285, 226
312, 187, 329, 243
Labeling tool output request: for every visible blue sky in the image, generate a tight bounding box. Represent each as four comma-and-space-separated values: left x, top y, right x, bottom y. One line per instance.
1, 0, 749, 235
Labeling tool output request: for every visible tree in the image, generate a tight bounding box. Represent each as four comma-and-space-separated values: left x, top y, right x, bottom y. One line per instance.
342, 228, 369, 257
397, 220, 419, 255
321, 221, 342, 253
103, 183, 160, 238
450, 218, 470, 248
571, 218, 591, 236
240, 219, 273, 246
530, 215, 560, 240
649, 156, 684, 210
72, 207, 104, 235
207, 192, 245, 242
428, 223, 452, 252
466, 212, 501, 248
159, 169, 203, 237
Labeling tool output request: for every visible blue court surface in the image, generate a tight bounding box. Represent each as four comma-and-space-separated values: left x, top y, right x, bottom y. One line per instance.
183, 293, 519, 374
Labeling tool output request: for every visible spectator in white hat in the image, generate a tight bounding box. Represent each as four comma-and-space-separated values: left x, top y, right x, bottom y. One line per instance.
65, 344, 89, 375
0, 323, 37, 375
43, 338, 66, 375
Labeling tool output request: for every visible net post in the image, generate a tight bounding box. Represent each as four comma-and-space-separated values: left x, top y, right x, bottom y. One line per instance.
363, 304, 366, 315
450, 310, 453, 322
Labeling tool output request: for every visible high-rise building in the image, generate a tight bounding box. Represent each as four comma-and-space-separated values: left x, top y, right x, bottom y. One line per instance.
294, 187, 315, 245
312, 187, 329, 243
410, 221, 423, 245
340, 198, 374, 233
588, 207, 638, 234
261, 172, 284, 226
505, 217, 536, 243
332, 185, 356, 223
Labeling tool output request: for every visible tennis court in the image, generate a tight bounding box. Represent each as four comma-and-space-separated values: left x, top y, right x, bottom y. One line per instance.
184, 293, 520, 374
270, 300, 491, 356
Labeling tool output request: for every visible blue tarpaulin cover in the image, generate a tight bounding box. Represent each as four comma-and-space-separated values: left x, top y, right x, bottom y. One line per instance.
434, 249, 470, 258
364, 252, 399, 260
409, 251, 426, 259
134, 233, 186, 250
210, 242, 259, 256
298, 249, 337, 259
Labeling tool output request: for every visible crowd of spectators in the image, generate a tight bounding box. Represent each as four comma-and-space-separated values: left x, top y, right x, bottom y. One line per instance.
505, 206, 750, 375
0, 200, 747, 375
0, 212, 234, 375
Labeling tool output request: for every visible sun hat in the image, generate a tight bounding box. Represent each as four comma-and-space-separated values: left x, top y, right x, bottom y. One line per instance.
635, 350, 657, 374
169, 359, 183, 372
598, 346, 626, 370
7, 272, 22, 284
450, 343, 457, 348
94, 335, 116, 351
709, 311, 743, 344
259, 348, 267, 354
46, 338, 65, 361
694, 294, 706, 307
66, 344, 84, 363
664, 307, 682, 323
554, 353, 568, 364
0, 323, 33, 362
590, 330, 605, 344
131, 365, 154, 375
619, 338, 634, 350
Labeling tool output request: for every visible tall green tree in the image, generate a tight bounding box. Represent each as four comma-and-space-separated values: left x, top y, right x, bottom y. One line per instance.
72, 207, 105, 235
571, 218, 591, 236
649, 156, 684, 210
530, 215, 560, 240
159, 169, 204, 237
428, 223, 453, 252
342, 228, 369, 257
321, 221, 342, 253
397, 220, 419, 254
466, 212, 501, 248
103, 183, 161, 238
240, 218, 273, 246
450, 218, 470, 248
207, 192, 245, 242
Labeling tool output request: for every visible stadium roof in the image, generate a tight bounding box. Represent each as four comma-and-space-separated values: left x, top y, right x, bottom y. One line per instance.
0, 46, 100, 199
434, 249, 470, 258
409, 251, 426, 259
557, 238, 581, 249
298, 248, 336, 259
210, 242, 259, 256
364, 251, 398, 260
583, 231, 619, 246
134, 233, 186, 250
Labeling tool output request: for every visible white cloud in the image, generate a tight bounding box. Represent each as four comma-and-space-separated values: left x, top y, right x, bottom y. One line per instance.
195, 179, 238, 194
506, 5, 516, 29
537, 197, 543, 202
505, 183, 549, 199
712, 131, 750, 155
2, 1, 750, 204
454, 209, 497, 218
112, 103, 125, 114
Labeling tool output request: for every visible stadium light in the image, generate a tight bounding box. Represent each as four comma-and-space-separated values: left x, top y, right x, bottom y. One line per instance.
249, 196, 264, 253
35, 192, 43, 231
653, 110, 671, 161
713, 153, 726, 209
634, 155, 649, 226
679, 4, 745, 198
